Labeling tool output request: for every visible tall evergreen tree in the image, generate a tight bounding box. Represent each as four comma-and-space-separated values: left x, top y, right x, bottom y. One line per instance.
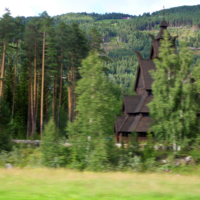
149, 31, 198, 148
67, 52, 117, 169
0, 8, 15, 99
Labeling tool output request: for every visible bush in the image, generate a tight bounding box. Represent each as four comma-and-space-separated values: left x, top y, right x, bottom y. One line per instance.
41, 118, 60, 167
190, 149, 200, 164
41, 118, 71, 167
0, 144, 42, 167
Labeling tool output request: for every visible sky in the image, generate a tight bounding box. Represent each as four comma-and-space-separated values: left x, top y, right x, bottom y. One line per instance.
1, 0, 200, 17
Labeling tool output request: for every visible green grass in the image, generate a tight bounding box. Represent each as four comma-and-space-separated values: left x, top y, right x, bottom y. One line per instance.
1, 168, 200, 200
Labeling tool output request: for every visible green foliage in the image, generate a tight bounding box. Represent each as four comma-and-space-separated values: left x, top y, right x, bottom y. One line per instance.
41, 118, 71, 167
0, 144, 42, 167
67, 52, 118, 170
143, 132, 155, 160
189, 149, 200, 164
149, 30, 198, 147
41, 118, 60, 167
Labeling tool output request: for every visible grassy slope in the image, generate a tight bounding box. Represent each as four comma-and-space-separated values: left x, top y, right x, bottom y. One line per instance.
1, 168, 200, 200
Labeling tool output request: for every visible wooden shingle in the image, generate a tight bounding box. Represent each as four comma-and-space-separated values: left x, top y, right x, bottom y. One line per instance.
140, 95, 153, 113
139, 59, 155, 90
124, 96, 141, 113
136, 116, 153, 132
120, 116, 135, 132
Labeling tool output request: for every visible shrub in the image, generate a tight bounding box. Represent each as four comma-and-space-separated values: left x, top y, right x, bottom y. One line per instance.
41, 118, 60, 167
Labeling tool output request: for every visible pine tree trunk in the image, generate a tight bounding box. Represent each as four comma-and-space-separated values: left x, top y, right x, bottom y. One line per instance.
55, 67, 58, 121
45, 87, 48, 123
57, 53, 63, 131
53, 68, 58, 122
11, 40, 18, 121
40, 30, 45, 138
31, 75, 34, 139
27, 62, 32, 138
35, 72, 39, 125
68, 56, 72, 122
52, 74, 56, 120
71, 52, 75, 122
72, 64, 76, 122
0, 41, 6, 99
32, 40, 37, 138
68, 75, 72, 122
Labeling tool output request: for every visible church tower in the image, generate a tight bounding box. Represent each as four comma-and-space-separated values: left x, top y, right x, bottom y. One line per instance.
115, 17, 177, 143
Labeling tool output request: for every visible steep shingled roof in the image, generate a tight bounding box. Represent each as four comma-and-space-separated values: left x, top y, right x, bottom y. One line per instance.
120, 116, 135, 132
140, 95, 153, 113
139, 59, 155, 90
136, 116, 153, 132
156, 19, 171, 40
160, 19, 168, 27
124, 96, 141, 113
116, 115, 153, 133
115, 117, 125, 132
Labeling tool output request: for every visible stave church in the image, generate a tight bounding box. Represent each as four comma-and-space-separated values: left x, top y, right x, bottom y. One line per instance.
114, 18, 177, 143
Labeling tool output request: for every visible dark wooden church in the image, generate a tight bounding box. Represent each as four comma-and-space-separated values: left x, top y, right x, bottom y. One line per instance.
114, 18, 177, 143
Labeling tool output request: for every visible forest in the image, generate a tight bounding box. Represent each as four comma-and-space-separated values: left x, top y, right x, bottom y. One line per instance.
0, 5, 199, 149
1, 5, 200, 199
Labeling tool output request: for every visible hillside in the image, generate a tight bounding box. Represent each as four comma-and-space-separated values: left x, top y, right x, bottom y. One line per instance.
22, 5, 200, 93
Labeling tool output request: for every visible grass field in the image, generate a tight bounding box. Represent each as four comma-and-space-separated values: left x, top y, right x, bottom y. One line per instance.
1, 168, 200, 200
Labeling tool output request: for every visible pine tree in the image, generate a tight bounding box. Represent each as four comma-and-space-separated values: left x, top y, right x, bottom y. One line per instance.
12, 16, 24, 121
0, 8, 15, 99
149, 30, 198, 148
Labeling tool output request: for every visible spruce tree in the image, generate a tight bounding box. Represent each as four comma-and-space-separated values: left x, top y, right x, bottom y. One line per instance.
67, 52, 117, 170
149, 31, 198, 148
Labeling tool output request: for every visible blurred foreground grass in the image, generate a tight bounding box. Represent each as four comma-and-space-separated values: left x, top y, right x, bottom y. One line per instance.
0, 168, 200, 200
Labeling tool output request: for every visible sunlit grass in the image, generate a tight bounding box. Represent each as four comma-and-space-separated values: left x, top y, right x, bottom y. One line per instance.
0, 168, 200, 199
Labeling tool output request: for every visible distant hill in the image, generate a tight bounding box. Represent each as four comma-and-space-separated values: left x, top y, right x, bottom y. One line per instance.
20, 4, 200, 93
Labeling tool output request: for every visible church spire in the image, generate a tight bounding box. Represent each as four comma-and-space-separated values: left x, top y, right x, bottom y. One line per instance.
163, 6, 165, 19
159, 6, 168, 28
156, 6, 169, 39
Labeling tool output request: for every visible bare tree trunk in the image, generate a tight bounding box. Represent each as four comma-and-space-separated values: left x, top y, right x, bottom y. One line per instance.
27, 63, 32, 138
55, 67, 58, 121
68, 54, 73, 122
57, 53, 63, 131
40, 30, 45, 138
31, 74, 34, 139
72, 64, 76, 122
32, 40, 37, 138
68, 73, 72, 122
35, 72, 39, 126
11, 40, 18, 122
45, 87, 48, 123
71, 52, 75, 122
0, 41, 6, 99
52, 74, 56, 121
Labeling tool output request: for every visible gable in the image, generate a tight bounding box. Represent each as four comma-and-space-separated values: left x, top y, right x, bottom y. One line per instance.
150, 40, 160, 59
134, 66, 144, 92
139, 59, 155, 90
